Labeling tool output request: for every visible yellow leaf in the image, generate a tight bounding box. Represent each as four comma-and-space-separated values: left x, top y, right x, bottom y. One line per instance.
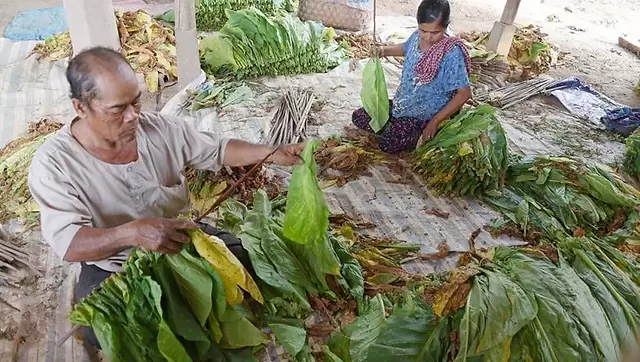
189, 230, 264, 305
145, 70, 159, 93
155, 51, 172, 71
433, 268, 478, 317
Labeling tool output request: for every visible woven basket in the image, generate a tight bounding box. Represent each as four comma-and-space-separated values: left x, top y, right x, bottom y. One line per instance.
298, 0, 372, 31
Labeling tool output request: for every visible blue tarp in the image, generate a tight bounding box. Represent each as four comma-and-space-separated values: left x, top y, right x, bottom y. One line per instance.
4, 6, 68, 41
546, 76, 640, 136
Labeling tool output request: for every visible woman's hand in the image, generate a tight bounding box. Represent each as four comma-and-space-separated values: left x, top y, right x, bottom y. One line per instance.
370, 45, 383, 58
268, 143, 304, 166
421, 120, 440, 143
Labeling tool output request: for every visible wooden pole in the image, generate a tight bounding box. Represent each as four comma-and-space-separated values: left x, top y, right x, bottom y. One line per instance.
62, 0, 120, 54
499, 0, 521, 25
174, 0, 201, 90
487, 0, 521, 57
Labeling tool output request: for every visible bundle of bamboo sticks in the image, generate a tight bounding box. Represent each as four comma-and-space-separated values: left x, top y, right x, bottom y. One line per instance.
266, 89, 315, 146
0, 228, 33, 288
474, 77, 556, 109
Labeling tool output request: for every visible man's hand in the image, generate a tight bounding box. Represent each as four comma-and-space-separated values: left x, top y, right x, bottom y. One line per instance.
129, 218, 199, 254
268, 143, 305, 166
421, 120, 439, 143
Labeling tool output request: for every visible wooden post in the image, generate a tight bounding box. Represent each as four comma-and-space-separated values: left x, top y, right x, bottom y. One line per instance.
487, 0, 522, 57
174, 0, 201, 90
62, 0, 120, 54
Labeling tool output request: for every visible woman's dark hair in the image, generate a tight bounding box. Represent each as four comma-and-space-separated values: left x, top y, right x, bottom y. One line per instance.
417, 0, 451, 27
66, 46, 132, 106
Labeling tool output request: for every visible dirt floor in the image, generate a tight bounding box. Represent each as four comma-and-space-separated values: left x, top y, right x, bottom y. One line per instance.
0, 0, 639, 360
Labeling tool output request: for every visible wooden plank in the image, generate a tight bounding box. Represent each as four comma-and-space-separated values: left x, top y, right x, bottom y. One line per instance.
174, 0, 201, 90
618, 36, 640, 56
500, 0, 522, 25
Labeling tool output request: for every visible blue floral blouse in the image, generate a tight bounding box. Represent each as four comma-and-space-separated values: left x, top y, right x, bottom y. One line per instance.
392, 31, 471, 127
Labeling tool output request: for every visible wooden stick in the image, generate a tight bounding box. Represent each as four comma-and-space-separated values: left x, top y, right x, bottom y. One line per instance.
57, 325, 80, 348
192, 146, 281, 223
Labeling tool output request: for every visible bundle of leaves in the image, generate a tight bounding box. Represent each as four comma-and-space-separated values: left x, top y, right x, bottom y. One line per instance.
31, 10, 176, 93
0, 118, 63, 223
624, 128, 640, 179
195, 0, 296, 32
183, 80, 254, 112
485, 156, 640, 241
460, 24, 555, 80
325, 238, 640, 362
217, 143, 363, 316
635, 80, 640, 97
414, 105, 509, 197
70, 229, 265, 362
200, 8, 348, 80
215, 141, 365, 360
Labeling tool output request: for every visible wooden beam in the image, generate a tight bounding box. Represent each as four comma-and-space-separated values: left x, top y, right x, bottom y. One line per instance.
174, 0, 201, 90
62, 0, 120, 54
500, 0, 522, 25
487, 0, 522, 56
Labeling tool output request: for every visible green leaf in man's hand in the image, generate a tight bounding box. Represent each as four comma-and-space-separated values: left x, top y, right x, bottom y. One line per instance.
283, 140, 329, 245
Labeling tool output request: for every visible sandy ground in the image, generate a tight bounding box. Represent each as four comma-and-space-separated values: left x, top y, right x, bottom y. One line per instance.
0, 0, 638, 360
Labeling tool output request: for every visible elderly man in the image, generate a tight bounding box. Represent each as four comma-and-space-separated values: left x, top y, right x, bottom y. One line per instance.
27, 46, 302, 348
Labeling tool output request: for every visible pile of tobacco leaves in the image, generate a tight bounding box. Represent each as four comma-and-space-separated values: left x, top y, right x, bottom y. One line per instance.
0, 118, 63, 224
414, 105, 509, 197
460, 24, 556, 80
194, 0, 296, 32
31, 10, 176, 93
199, 8, 348, 80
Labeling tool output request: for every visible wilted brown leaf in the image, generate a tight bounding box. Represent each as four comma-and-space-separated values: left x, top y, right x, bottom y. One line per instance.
433, 267, 479, 317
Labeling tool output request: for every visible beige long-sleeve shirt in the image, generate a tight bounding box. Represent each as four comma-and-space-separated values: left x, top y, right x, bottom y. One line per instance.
28, 112, 229, 272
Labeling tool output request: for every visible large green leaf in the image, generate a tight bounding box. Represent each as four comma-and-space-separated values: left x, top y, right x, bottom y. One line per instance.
153, 259, 209, 343
218, 307, 269, 349
158, 319, 194, 362
456, 269, 537, 361
343, 294, 387, 362
361, 58, 390, 133
269, 323, 307, 356
238, 190, 312, 308
166, 250, 213, 326
366, 302, 453, 362
494, 248, 598, 361
283, 140, 329, 245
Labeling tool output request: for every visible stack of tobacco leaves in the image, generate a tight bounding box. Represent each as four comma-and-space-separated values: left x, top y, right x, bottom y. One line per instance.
0, 118, 63, 224
414, 105, 509, 197
182, 80, 254, 112
70, 230, 266, 362
31, 10, 176, 93
324, 238, 640, 362
484, 155, 640, 241
195, 0, 296, 32
199, 9, 348, 80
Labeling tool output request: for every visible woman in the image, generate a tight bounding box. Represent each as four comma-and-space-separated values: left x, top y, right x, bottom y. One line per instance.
352, 0, 471, 154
